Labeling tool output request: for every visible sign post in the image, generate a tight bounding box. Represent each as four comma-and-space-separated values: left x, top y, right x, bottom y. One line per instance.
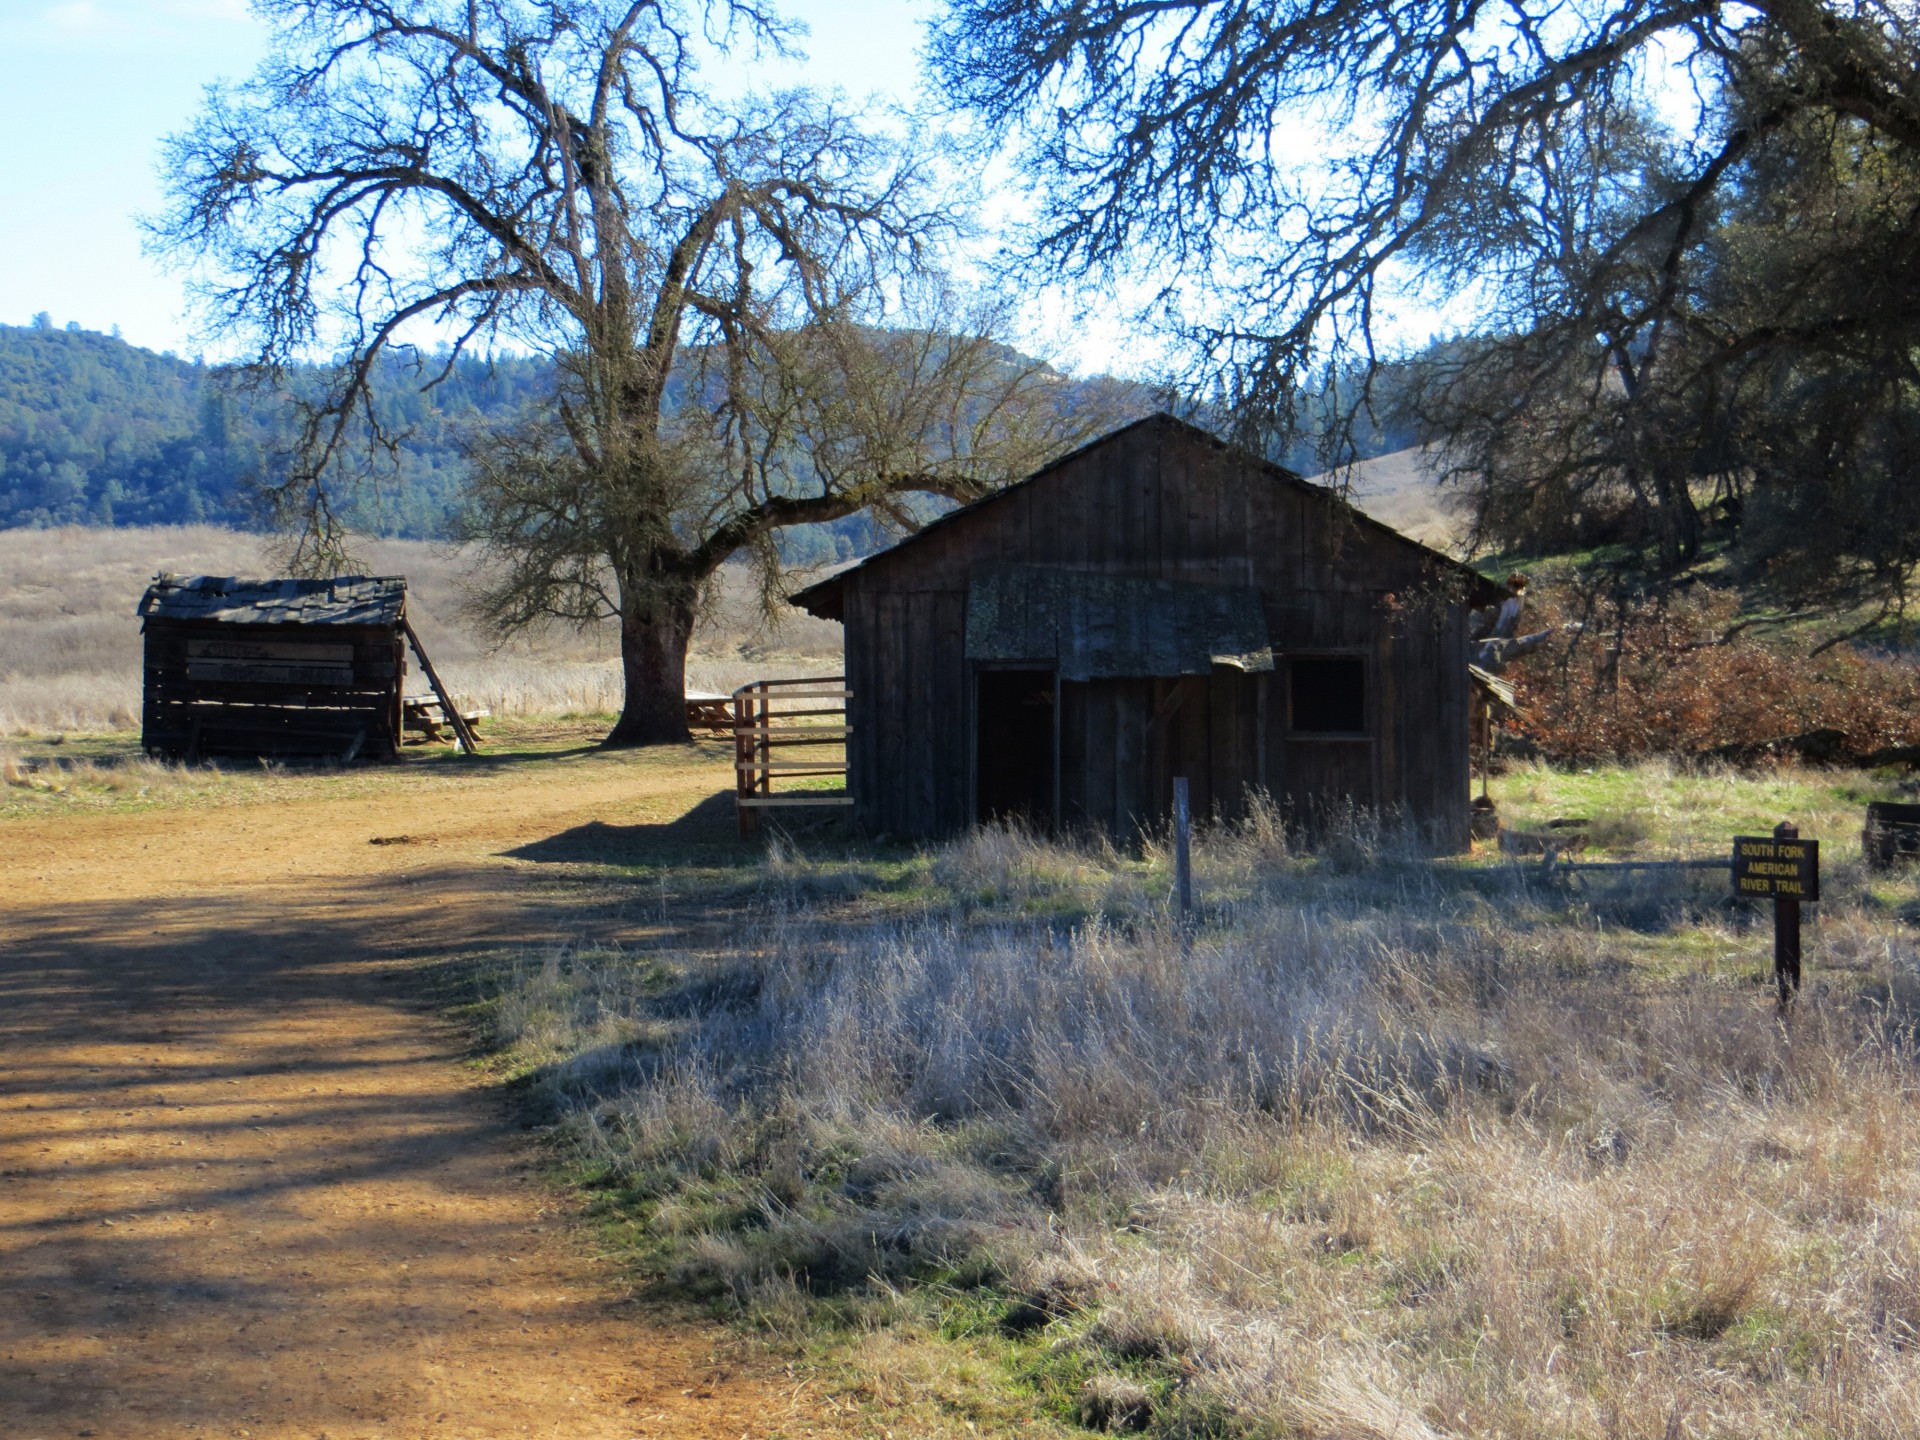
1731, 823, 1819, 1004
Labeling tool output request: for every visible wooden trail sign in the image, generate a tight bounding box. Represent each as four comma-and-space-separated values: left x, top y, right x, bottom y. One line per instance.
1731, 834, 1820, 901
1733, 824, 1817, 1004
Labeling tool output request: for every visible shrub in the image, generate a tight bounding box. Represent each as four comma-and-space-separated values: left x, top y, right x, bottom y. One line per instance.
1508, 583, 1920, 763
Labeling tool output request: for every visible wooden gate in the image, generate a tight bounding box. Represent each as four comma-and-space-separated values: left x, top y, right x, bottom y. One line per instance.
733, 676, 854, 837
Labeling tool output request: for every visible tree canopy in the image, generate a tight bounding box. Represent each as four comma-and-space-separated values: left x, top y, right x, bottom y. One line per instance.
930, 0, 1920, 618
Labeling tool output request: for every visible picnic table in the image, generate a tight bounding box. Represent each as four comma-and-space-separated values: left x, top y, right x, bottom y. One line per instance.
686, 691, 735, 734
402, 692, 490, 744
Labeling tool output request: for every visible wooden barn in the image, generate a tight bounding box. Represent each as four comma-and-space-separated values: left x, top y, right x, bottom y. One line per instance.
790, 413, 1502, 847
138, 574, 411, 761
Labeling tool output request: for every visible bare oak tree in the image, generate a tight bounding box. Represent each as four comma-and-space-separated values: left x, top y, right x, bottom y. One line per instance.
156, 0, 1129, 743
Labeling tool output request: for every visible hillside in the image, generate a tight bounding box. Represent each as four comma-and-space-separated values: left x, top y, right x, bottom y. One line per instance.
0, 325, 1076, 561
1308, 444, 1470, 554
1, 323, 1463, 569
0, 322, 550, 536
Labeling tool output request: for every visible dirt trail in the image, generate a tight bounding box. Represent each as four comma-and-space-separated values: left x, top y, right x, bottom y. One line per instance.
0, 750, 824, 1440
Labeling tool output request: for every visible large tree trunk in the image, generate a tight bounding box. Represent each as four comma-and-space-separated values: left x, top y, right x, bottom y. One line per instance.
604, 571, 697, 746
1652, 465, 1702, 571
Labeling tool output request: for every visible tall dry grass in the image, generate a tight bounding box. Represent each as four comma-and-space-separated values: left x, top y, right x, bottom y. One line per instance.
0, 525, 841, 732
495, 805, 1920, 1438
1, 747, 236, 805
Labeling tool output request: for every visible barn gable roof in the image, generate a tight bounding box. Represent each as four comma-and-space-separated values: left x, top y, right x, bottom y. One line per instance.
789, 412, 1498, 620
137, 574, 407, 627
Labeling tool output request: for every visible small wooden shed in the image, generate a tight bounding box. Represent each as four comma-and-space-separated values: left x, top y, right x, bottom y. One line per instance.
137, 574, 408, 760
790, 413, 1501, 847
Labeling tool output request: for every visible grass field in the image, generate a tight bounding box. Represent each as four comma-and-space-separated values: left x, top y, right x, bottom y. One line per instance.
460, 757, 1920, 1440
0, 524, 844, 734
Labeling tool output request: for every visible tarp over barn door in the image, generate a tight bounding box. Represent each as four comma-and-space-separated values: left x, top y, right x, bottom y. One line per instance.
964, 565, 1273, 680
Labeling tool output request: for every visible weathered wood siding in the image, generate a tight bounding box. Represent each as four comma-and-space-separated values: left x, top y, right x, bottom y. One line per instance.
141, 618, 405, 759
834, 415, 1477, 847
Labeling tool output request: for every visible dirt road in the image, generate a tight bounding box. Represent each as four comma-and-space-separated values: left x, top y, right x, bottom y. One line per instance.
0, 745, 822, 1440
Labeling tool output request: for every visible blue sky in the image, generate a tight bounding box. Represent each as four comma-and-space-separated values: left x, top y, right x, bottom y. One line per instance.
0, 0, 933, 356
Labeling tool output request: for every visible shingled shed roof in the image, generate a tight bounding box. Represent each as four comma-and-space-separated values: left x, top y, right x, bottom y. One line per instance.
137, 574, 407, 627
967, 566, 1273, 679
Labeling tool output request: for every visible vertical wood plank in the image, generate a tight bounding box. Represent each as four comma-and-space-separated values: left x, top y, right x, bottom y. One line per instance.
1372, 602, 1395, 816
1087, 444, 1121, 570
1051, 449, 1094, 573
1114, 678, 1149, 838
876, 591, 906, 835
1086, 680, 1119, 834
1059, 679, 1089, 830
845, 588, 877, 832
1125, 428, 1158, 572
1440, 600, 1471, 848
1208, 669, 1248, 822
1148, 677, 1171, 825
1159, 425, 1192, 581
1219, 451, 1252, 587
1176, 674, 1212, 821
931, 591, 968, 833
909, 593, 939, 836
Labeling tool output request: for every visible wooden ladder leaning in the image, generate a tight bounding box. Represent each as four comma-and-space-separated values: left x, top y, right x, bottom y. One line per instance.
733, 676, 853, 838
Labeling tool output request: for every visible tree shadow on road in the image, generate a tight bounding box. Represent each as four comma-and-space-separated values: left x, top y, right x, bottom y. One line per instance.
504, 789, 751, 869
0, 859, 631, 1438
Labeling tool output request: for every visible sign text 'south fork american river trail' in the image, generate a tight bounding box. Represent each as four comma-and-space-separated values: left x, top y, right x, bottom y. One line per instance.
1732, 834, 1820, 902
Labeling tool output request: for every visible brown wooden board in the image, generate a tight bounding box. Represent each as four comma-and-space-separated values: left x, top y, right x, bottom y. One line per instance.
186, 660, 358, 686
187, 637, 356, 663
1083, 678, 1118, 833
931, 592, 967, 832
1059, 679, 1089, 829
148, 684, 393, 708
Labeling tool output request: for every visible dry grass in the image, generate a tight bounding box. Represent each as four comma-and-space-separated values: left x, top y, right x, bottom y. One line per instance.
0, 747, 236, 803
1311, 443, 1471, 555
0, 524, 843, 733
492, 778, 1920, 1438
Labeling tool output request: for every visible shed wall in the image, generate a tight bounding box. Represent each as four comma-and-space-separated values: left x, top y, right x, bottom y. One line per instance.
141, 618, 405, 759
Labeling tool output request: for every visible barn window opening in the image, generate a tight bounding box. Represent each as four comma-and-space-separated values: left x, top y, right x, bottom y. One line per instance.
1289, 655, 1367, 735
976, 668, 1056, 825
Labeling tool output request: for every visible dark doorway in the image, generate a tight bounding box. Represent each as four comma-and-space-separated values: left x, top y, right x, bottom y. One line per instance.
976, 669, 1056, 825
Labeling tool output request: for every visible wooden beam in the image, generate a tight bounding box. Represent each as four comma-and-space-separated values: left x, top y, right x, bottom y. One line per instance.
401, 617, 479, 753
736, 796, 855, 808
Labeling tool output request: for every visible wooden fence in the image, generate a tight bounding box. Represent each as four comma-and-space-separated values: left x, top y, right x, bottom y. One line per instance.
733, 676, 853, 837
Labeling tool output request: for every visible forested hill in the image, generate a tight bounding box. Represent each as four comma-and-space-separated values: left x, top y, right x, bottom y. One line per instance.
0, 322, 556, 536
0, 321, 1421, 546
0, 324, 962, 559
